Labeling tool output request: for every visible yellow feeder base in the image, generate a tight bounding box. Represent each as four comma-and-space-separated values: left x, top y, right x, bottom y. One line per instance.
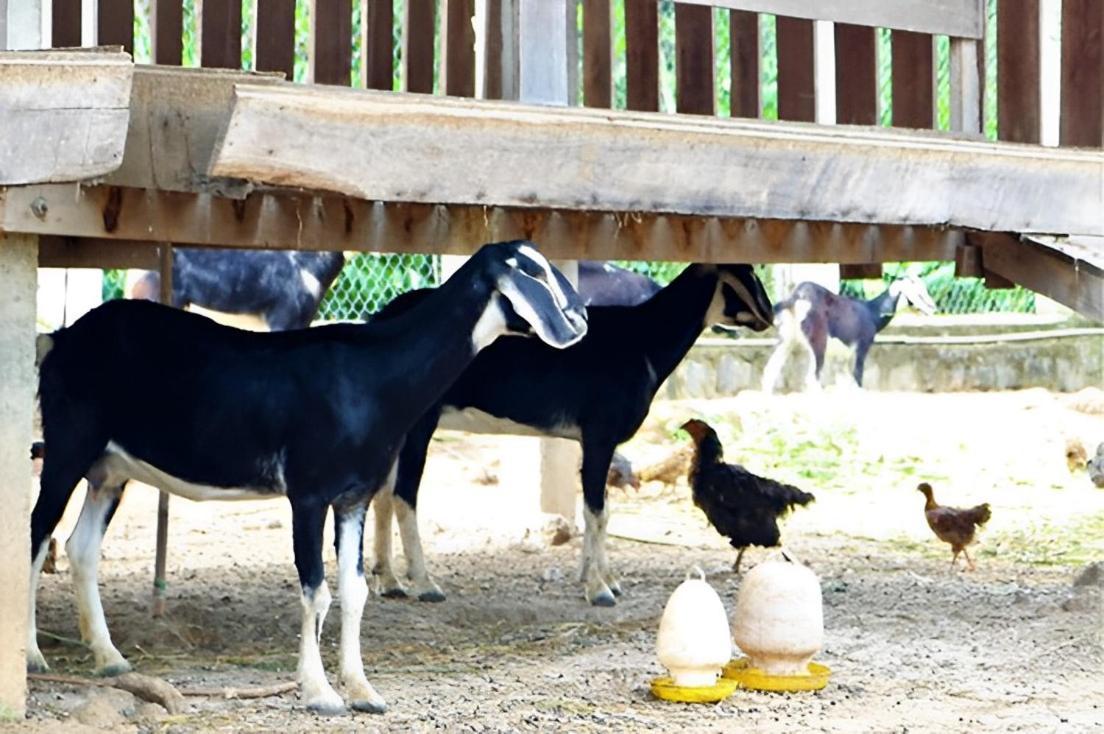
722, 658, 831, 692
650, 675, 739, 703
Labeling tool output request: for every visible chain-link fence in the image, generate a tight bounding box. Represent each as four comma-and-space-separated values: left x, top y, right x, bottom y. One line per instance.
840, 261, 1036, 314
318, 253, 440, 321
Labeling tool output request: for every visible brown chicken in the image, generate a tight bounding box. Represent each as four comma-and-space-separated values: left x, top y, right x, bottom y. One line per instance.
917, 482, 991, 571
682, 419, 815, 572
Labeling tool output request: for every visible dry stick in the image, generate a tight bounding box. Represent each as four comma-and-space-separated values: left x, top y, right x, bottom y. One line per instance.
179, 681, 298, 700
28, 672, 298, 709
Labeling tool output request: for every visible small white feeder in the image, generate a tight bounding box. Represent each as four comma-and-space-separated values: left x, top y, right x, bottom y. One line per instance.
655, 567, 732, 689
731, 551, 824, 677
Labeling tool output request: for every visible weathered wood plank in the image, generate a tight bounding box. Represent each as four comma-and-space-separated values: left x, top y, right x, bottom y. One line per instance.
38, 236, 160, 269
483, 0, 508, 99
256, 0, 295, 79
441, 0, 476, 97
201, 0, 243, 69
1060, 0, 1104, 148
625, 0, 658, 111
0, 50, 133, 184
1, 183, 965, 264
97, 0, 134, 54
153, 0, 184, 66
988, 234, 1104, 321
729, 9, 758, 118
891, 30, 934, 129
311, 0, 353, 85
404, 0, 435, 93
948, 37, 981, 133
583, 0, 611, 108
834, 23, 876, 125
673, 0, 983, 38
776, 16, 814, 122
362, 0, 393, 89
51, 0, 80, 47
204, 84, 1104, 235
675, 2, 713, 115
518, 0, 569, 105
997, 0, 1040, 143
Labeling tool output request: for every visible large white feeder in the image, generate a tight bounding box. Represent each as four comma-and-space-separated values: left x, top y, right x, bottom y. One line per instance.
654, 567, 732, 691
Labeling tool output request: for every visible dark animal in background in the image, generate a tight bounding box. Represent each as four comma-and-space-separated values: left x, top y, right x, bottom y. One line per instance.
1089, 444, 1104, 488
128, 248, 346, 330
916, 482, 991, 571
28, 241, 587, 715
761, 275, 936, 391
370, 263, 774, 607
577, 261, 662, 307
680, 419, 815, 573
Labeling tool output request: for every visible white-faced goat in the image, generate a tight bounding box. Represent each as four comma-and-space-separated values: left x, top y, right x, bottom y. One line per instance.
370, 264, 773, 607
29, 241, 586, 715
761, 275, 936, 391
127, 248, 346, 330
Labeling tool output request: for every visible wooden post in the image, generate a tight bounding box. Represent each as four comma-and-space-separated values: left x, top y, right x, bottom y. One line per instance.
152, 243, 173, 617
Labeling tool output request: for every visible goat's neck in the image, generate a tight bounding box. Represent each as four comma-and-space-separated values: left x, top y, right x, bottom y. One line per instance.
862, 287, 901, 333
635, 265, 718, 381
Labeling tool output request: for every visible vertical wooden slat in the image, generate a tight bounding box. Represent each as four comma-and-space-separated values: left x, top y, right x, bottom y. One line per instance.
441, 0, 476, 97
51, 0, 81, 47
729, 10, 758, 118
583, 0, 611, 108
255, 0, 295, 79
1060, 0, 1104, 147
776, 16, 814, 122
834, 23, 877, 125
97, 0, 134, 54
362, 0, 394, 89
201, 0, 242, 69
153, 0, 183, 65
624, 0, 658, 111
404, 0, 436, 93
674, 2, 713, 115
311, 0, 353, 85
484, 0, 506, 99
891, 30, 934, 128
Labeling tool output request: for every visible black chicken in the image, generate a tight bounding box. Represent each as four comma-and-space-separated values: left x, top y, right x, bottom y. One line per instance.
681, 419, 815, 572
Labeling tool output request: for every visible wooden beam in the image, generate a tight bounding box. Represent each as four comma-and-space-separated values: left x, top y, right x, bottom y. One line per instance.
672, 0, 983, 38
986, 234, 1104, 321
997, 0, 1040, 143
0, 183, 965, 264
839, 263, 882, 280
729, 10, 758, 118
38, 236, 160, 268
0, 50, 133, 184
209, 84, 1104, 235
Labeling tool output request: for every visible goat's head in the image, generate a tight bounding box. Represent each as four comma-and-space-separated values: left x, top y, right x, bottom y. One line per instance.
709, 264, 774, 332
890, 275, 937, 315
473, 240, 588, 350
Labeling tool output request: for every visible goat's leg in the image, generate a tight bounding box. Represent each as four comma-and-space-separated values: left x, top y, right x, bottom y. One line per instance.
852, 340, 871, 388
334, 504, 386, 713
393, 497, 444, 602
760, 341, 790, 394
392, 410, 445, 602
370, 484, 406, 598
580, 442, 618, 606
66, 480, 129, 675
27, 538, 51, 673
291, 500, 344, 715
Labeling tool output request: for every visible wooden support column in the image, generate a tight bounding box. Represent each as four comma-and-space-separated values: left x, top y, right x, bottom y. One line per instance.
0, 233, 36, 718
152, 243, 173, 617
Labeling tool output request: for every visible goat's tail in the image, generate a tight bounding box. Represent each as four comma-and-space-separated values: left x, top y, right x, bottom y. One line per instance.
772, 296, 811, 345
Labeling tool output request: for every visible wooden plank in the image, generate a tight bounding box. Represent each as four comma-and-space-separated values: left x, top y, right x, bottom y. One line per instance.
207, 84, 1104, 235
624, 0, 658, 111
201, 0, 242, 69
948, 38, 981, 133
671, 0, 983, 38
311, 0, 353, 85
483, 0, 507, 99
38, 236, 160, 268
997, 0, 1040, 143
404, 0, 435, 93
729, 10, 758, 118
776, 16, 814, 122
441, 0, 476, 97
97, 0, 134, 54
50, 0, 80, 47
675, 2, 713, 115
106, 66, 282, 195
839, 263, 882, 279
153, 0, 184, 66
891, 30, 934, 129
987, 234, 1104, 321
518, 0, 569, 105
834, 23, 877, 125
255, 0, 295, 79
362, 0, 393, 89
0, 50, 132, 184
583, 0, 611, 108
0, 183, 966, 264
1060, 0, 1104, 147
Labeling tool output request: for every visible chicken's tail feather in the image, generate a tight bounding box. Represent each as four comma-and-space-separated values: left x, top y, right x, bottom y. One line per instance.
758, 476, 816, 512
967, 503, 992, 527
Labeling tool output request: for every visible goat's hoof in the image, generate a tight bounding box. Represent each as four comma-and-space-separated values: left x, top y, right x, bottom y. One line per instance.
350, 699, 388, 714
26, 654, 48, 674
416, 589, 446, 603
588, 590, 617, 607
96, 660, 132, 677
379, 587, 408, 599
306, 701, 347, 716
608, 580, 624, 597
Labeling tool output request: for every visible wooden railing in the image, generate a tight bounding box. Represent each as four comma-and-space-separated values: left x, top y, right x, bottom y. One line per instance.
46, 0, 1103, 148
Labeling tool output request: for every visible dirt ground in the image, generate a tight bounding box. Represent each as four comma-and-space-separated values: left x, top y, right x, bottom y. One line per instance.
9, 389, 1104, 733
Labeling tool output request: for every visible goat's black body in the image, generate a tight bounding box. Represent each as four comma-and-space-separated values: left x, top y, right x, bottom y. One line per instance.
774, 281, 902, 386
577, 261, 661, 307
130, 249, 346, 330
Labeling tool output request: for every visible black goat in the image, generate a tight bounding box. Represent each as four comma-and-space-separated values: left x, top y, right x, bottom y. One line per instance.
28, 241, 587, 715
577, 261, 661, 307
128, 248, 346, 330
761, 275, 936, 391
370, 263, 773, 606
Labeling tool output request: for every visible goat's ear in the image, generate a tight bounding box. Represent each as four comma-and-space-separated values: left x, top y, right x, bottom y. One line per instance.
497, 266, 587, 348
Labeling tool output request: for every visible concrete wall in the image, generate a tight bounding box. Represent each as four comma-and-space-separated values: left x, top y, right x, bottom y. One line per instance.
660, 315, 1104, 399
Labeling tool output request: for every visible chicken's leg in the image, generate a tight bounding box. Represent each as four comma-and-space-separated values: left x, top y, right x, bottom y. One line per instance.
962, 547, 976, 572
732, 548, 746, 574
950, 548, 961, 571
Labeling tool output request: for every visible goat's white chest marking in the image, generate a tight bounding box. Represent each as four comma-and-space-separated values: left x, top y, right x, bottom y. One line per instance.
99, 442, 285, 501
471, 300, 508, 352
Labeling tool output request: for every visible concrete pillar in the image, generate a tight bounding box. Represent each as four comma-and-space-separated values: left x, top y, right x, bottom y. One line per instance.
0, 234, 38, 718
